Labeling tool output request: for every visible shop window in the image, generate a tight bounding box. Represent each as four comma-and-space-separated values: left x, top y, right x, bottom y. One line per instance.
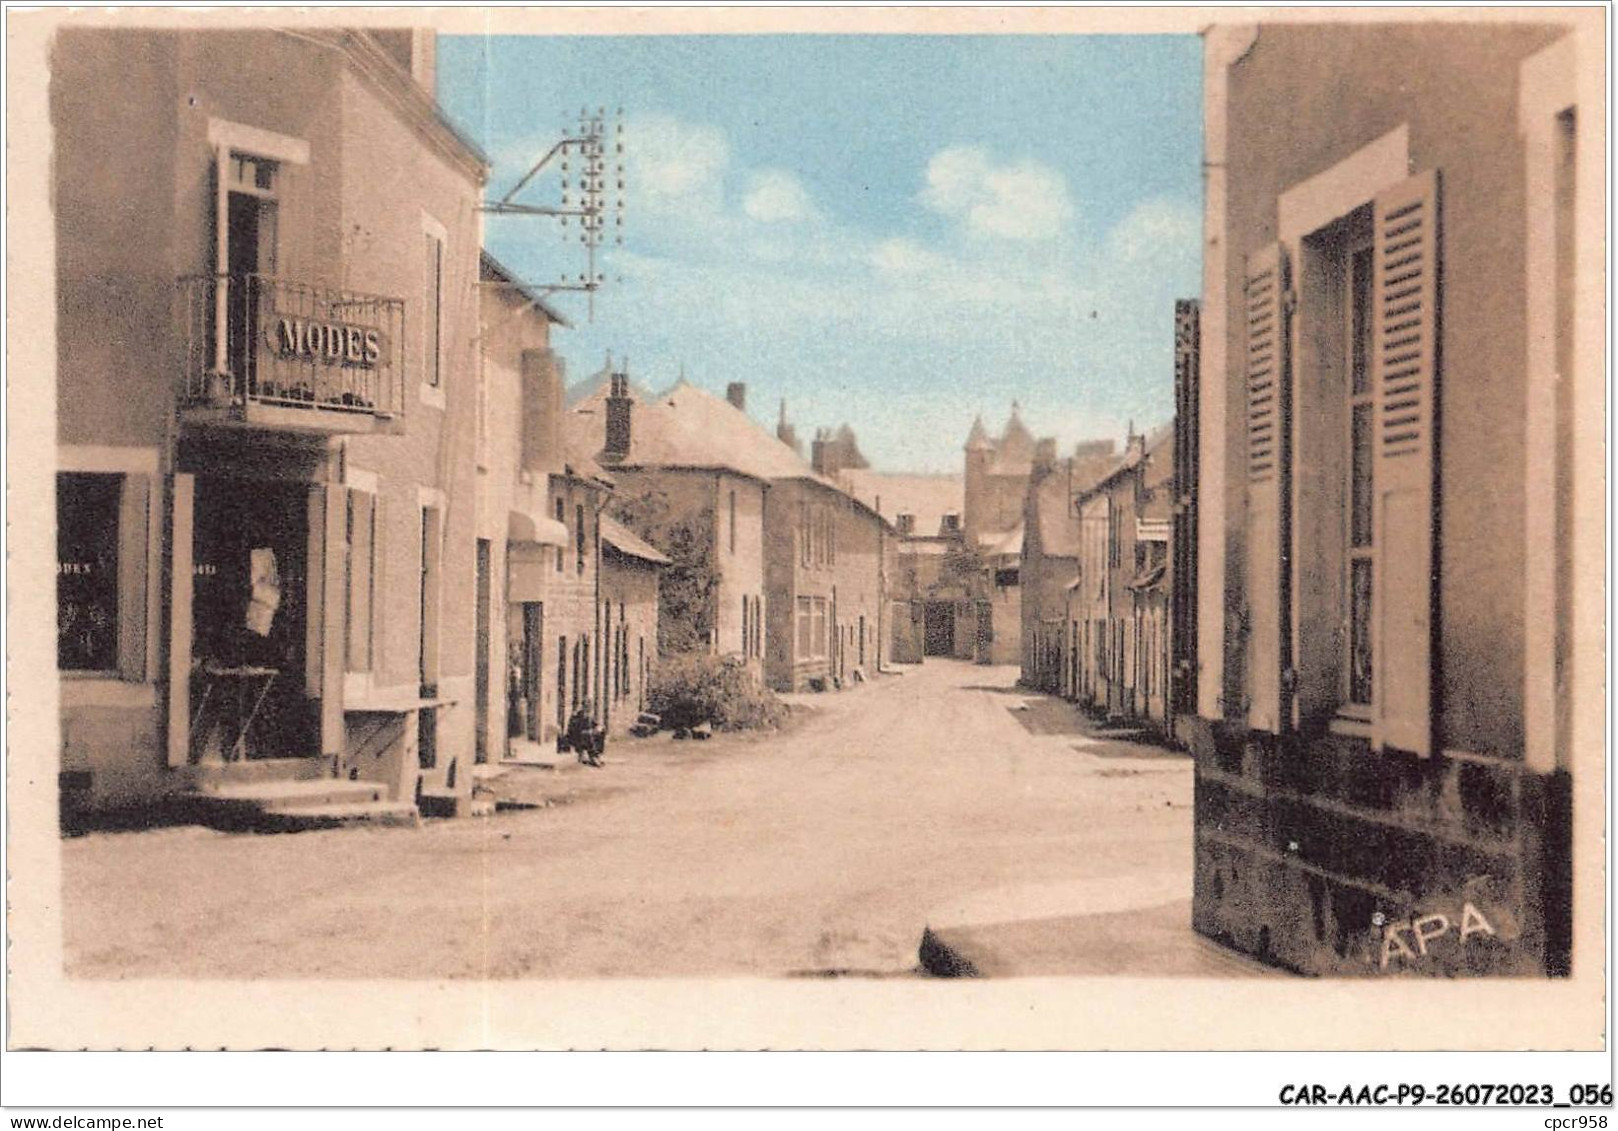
57, 473, 123, 672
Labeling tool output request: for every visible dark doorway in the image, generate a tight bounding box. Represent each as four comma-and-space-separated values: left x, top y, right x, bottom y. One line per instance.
188, 477, 314, 761
474, 539, 491, 763
519, 602, 544, 742
923, 600, 955, 656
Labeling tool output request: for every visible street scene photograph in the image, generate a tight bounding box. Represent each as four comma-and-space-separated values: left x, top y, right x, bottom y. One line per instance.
5, 5, 1607, 1072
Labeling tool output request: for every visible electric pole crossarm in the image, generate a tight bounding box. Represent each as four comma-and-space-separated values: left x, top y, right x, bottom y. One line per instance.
497, 137, 579, 207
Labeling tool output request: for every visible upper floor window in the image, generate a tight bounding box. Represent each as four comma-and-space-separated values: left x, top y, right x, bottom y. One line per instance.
555, 496, 566, 573
729, 489, 737, 555
575, 502, 587, 575
423, 230, 444, 388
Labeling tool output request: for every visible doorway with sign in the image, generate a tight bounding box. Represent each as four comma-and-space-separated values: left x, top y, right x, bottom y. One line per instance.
188, 477, 316, 762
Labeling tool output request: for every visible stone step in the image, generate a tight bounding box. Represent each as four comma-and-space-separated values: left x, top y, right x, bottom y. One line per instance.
265, 800, 422, 831
189, 756, 337, 787
191, 778, 387, 811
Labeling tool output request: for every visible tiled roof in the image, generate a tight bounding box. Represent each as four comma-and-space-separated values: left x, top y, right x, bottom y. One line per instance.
839, 470, 963, 538
569, 379, 822, 484
599, 515, 671, 566
565, 361, 658, 409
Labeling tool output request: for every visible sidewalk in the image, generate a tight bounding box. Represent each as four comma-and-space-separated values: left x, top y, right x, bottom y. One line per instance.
915, 684, 1284, 979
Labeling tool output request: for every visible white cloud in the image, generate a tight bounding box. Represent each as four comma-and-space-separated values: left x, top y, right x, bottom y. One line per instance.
869, 238, 946, 276
742, 169, 815, 223
920, 145, 1075, 242
629, 114, 731, 215
1107, 197, 1200, 265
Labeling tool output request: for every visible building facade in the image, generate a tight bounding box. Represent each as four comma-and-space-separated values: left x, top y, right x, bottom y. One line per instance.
1057, 430, 1174, 734
1190, 22, 1597, 975
762, 476, 889, 692
55, 28, 488, 816
840, 470, 971, 664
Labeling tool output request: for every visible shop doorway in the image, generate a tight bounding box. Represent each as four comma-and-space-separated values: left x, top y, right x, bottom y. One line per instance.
508, 601, 546, 744
188, 477, 316, 761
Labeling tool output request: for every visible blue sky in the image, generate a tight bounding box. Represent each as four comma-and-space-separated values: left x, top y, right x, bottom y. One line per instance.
439, 35, 1202, 473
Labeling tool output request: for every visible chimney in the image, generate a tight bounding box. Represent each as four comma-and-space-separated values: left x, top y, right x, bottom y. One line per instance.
520, 348, 564, 475
726, 382, 747, 412
777, 399, 801, 455
604, 367, 633, 461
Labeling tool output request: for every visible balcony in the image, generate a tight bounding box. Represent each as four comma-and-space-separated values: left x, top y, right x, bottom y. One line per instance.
179, 274, 407, 436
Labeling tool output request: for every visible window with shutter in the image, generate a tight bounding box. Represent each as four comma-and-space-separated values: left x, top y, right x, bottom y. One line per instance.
1371, 170, 1440, 756
1243, 242, 1291, 733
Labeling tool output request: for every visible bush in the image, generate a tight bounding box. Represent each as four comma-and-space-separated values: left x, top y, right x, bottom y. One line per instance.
646, 653, 787, 733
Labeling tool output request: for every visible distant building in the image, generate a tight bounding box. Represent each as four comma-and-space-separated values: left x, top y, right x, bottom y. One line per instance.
1018, 439, 1117, 695
570, 377, 891, 690
1190, 22, 1596, 975
839, 471, 969, 663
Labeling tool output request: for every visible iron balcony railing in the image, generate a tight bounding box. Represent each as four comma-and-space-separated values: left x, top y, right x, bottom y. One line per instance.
179, 273, 407, 420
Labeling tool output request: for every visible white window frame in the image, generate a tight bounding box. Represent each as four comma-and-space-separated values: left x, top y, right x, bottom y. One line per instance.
1275, 125, 1410, 739
56, 445, 161, 706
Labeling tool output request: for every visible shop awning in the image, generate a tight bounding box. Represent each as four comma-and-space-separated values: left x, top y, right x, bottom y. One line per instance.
509, 510, 568, 547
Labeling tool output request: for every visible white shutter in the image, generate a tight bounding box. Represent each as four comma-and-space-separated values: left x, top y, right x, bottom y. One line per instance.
1243, 242, 1290, 733
1372, 170, 1441, 756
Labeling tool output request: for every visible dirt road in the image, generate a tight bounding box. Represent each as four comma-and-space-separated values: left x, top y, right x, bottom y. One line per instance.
63, 661, 1224, 979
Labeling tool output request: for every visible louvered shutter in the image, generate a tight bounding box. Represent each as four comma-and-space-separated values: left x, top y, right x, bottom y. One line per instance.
1371, 171, 1441, 756
1243, 242, 1290, 733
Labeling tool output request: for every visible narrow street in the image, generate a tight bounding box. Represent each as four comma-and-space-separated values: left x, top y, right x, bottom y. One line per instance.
64, 661, 1258, 979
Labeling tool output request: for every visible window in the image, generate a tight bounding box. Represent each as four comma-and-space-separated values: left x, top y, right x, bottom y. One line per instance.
800, 501, 811, 567
940, 513, 960, 534
57, 473, 123, 672
555, 496, 566, 573
575, 503, 586, 575
796, 597, 813, 656
812, 598, 828, 658
1345, 240, 1375, 708
557, 636, 568, 730
419, 506, 442, 696
423, 230, 444, 388
729, 489, 737, 554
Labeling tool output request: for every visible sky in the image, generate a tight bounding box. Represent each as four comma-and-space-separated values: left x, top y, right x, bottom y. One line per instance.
438, 35, 1203, 473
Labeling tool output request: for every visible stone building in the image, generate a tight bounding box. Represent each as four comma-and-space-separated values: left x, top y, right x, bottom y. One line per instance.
839, 471, 969, 663
54, 28, 488, 821
476, 254, 662, 755
1018, 439, 1118, 695
1190, 21, 1598, 975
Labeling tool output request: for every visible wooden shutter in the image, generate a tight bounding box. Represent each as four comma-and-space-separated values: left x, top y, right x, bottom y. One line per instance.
1243, 242, 1290, 733
117, 474, 151, 682
166, 474, 195, 768
1372, 171, 1441, 756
